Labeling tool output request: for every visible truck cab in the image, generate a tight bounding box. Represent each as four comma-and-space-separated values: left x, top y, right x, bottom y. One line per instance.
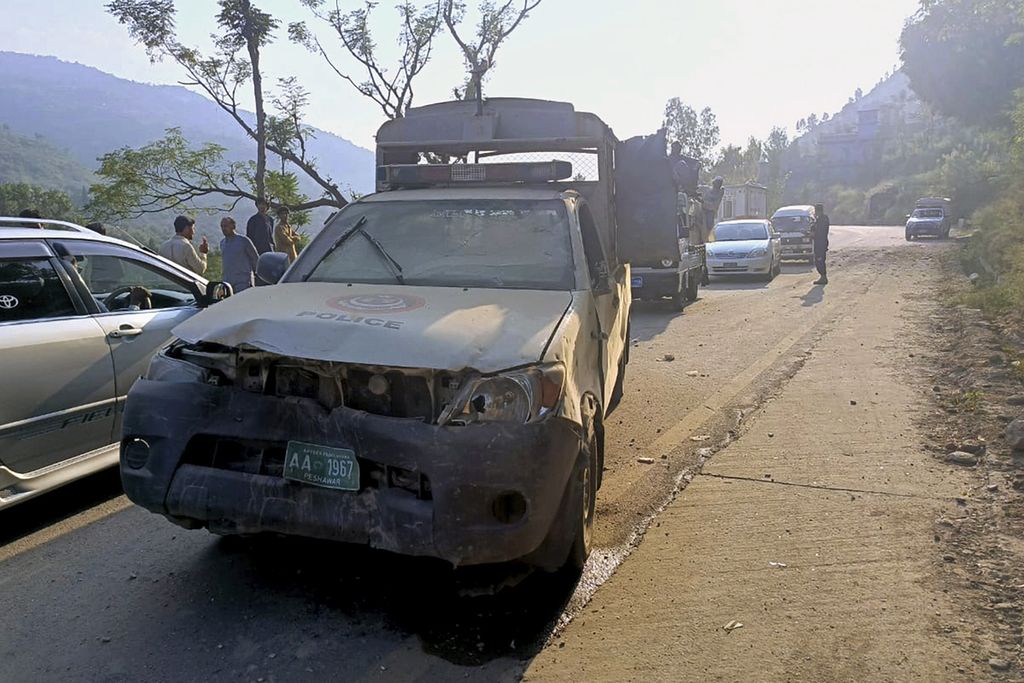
118, 98, 633, 572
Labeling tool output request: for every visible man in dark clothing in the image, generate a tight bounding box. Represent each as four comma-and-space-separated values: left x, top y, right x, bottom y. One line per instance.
245, 199, 275, 254
813, 203, 830, 285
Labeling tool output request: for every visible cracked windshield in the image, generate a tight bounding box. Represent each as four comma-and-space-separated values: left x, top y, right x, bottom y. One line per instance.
2, 0, 1024, 681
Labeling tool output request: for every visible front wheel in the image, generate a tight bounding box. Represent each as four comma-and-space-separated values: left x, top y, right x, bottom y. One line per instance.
905, 231, 914, 241
566, 417, 598, 572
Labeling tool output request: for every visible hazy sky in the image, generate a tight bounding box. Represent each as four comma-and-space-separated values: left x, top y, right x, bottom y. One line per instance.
3, 0, 922, 151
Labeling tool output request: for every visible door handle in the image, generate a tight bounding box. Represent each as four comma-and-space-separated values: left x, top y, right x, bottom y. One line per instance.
109, 325, 143, 339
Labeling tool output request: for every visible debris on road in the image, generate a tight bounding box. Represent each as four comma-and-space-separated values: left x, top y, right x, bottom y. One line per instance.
686, 370, 699, 377
658, 354, 676, 362
768, 561, 788, 568
722, 620, 744, 633
943, 451, 979, 466
690, 435, 710, 442
636, 457, 656, 465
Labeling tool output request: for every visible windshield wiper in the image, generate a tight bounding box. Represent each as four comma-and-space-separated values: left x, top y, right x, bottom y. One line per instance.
321, 215, 404, 284
357, 226, 405, 284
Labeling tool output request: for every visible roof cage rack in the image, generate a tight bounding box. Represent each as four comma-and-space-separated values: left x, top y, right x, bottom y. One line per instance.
0, 217, 93, 233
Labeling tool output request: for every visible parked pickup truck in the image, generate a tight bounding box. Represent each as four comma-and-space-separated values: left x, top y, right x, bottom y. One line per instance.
120, 98, 645, 572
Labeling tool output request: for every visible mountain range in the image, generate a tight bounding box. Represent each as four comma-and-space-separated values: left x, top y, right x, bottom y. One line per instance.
0, 51, 376, 216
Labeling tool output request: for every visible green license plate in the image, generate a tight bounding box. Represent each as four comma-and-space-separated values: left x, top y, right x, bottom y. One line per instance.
283, 441, 360, 491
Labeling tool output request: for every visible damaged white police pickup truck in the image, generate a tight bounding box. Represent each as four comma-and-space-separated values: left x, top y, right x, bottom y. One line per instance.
120, 98, 662, 571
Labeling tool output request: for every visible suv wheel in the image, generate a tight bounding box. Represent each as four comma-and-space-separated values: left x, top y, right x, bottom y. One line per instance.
566, 411, 598, 571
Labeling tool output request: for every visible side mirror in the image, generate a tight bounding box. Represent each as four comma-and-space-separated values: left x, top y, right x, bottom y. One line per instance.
256, 252, 289, 285
203, 281, 233, 306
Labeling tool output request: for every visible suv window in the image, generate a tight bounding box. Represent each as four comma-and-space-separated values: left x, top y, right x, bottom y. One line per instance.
0, 258, 77, 323
56, 241, 198, 311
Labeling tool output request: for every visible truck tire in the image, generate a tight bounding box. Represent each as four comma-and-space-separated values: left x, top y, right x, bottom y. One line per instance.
671, 274, 686, 310
566, 413, 598, 572
684, 270, 700, 301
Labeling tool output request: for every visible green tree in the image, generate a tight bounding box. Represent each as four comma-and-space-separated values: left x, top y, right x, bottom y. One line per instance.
443, 0, 543, 100
0, 183, 81, 222
105, 0, 347, 213
663, 98, 720, 168
901, 0, 1024, 124
290, 1, 443, 120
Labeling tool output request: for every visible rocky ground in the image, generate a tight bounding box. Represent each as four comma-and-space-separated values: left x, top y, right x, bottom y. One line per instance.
916, 259, 1024, 677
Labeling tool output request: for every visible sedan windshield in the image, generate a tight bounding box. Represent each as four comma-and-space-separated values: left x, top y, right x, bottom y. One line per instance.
713, 222, 769, 241
913, 208, 943, 218
306, 199, 575, 290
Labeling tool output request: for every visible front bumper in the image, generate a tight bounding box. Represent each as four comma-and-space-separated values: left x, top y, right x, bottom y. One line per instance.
906, 222, 943, 236
707, 254, 772, 275
120, 379, 582, 567
780, 237, 813, 258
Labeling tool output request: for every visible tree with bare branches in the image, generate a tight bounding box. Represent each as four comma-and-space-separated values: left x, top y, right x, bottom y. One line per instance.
96, 0, 348, 220
290, 1, 443, 120
442, 0, 543, 100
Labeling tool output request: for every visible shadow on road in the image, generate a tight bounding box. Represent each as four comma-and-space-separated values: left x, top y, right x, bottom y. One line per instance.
705, 275, 771, 291
799, 285, 825, 307
0, 468, 123, 547
204, 535, 578, 668
628, 296, 702, 341
781, 261, 815, 274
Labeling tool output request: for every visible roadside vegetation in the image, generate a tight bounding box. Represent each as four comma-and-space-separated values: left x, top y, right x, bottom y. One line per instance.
900, 0, 1024, 322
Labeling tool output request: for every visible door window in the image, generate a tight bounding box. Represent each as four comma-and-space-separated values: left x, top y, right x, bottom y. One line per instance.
577, 204, 609, 289
0, 258, 77, 323
55, 242, 198, 312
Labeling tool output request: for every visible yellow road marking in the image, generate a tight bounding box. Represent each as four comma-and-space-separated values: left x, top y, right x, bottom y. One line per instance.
0, 495, 132, 564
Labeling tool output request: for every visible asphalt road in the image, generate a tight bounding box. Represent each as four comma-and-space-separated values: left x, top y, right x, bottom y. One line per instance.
0, 226, 946, 682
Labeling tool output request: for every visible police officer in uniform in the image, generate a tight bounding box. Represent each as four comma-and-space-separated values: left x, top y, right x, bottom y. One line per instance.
813, 203, 830, 285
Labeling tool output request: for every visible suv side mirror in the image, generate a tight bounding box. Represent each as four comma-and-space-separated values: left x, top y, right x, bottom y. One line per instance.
256, 252, 289, 285
203, 281, 233, 306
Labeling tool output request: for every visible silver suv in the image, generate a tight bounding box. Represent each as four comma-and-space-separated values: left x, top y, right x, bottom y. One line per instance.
0, 218, 222, 509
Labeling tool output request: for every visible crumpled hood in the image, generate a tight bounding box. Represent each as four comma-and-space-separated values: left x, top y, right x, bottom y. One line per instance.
172, 282, 573, 373
707, 239, 769, 256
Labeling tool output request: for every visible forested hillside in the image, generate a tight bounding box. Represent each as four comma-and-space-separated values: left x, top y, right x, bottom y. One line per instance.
0, 126, 94, 197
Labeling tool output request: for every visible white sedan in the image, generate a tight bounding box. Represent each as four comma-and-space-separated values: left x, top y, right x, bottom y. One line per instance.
706, 219, 782, 281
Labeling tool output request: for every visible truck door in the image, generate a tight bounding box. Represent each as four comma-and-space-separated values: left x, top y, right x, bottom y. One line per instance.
578, 202, 626, 407
614, 130, 679, 266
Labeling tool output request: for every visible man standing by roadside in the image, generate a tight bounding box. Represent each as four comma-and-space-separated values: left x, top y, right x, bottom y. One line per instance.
219, 216, 259, 293
158, 215, 208, 274
246, 198, 275, 255
813, 203, 830, 285
274, 206, 300, 263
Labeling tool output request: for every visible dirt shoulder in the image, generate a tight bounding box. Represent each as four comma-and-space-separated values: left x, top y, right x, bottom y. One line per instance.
524, 246, 1000, 681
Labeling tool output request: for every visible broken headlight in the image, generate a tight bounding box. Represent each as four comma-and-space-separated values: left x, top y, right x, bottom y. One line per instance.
438, 364, 565, 426
145, 346, 209, 383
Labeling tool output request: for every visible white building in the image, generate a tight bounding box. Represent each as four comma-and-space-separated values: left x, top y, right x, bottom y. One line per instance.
716, 182, 768, 223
